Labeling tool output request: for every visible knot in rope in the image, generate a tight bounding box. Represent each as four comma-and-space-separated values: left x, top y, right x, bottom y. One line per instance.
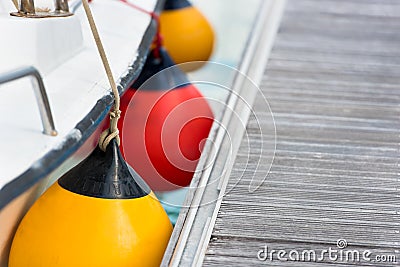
110, 109, 121, 119
98, 109, 121, 151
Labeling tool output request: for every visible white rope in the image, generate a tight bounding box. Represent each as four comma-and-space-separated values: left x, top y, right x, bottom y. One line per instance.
12, 0, 18, 10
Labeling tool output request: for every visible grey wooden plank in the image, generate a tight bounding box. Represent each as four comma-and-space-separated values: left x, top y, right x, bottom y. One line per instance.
274, 35, 400, 57
222, 186, 400, 207
260, 90, 400, 107
251, 129, 398, 146
264, 70, 400, 86
278, 16, 400, 42
274, 141, 399, 158
270, 49, 400, 67
257, 102, 400, 121
282, 11, 400, 29
266, 59, 400, 79
238, 150, 399, 165
253, 113, 400, 131
262, 78, 400, 95
217, 203, 400, 226
231, 170, 400, 188
212, 216, 400, 247
233, 156, 399, 174
227, 177, 400, 197
217, 196, 399, 215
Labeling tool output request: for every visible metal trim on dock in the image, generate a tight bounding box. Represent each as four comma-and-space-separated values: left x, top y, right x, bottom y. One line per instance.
161, 1, 286, 265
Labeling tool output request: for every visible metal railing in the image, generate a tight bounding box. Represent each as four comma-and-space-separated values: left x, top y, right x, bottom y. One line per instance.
0, 66, 57, 136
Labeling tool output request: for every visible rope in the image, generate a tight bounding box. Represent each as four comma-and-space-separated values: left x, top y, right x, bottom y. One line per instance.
81, 0, 121, 151
86, 0, 162, 57
12, 0, 18, 10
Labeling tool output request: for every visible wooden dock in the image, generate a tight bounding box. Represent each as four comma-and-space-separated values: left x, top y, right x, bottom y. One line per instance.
203, 0, 400, 266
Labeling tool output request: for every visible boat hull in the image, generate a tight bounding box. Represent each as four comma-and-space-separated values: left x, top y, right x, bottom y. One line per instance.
0, 118, 107, 267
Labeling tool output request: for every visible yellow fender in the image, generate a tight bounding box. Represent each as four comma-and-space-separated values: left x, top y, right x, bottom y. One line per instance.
160, 0, 215, 71
9, 140, 172, 267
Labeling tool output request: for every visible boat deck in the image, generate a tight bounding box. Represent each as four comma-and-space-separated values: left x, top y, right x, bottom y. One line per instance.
203, 0, 400, 265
